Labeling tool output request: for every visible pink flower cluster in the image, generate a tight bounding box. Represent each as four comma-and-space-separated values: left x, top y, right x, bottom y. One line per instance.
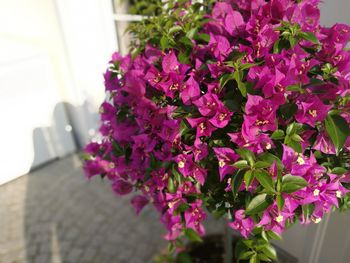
83, 0, 350, 244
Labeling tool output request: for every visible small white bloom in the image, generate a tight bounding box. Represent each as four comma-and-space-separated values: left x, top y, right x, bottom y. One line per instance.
313, 217, 322, 224
219, 159, 226, 168
313, 189, 320, 196
336, 190, 342, 198
297, 156, 305, 165
178, 161, 185, 168
275, 214, 284, 223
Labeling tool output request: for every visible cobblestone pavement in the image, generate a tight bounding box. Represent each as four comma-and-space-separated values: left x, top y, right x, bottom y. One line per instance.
0, 155, 223, 263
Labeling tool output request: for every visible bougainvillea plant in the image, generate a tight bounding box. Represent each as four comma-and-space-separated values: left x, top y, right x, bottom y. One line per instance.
83, 0, 350, 262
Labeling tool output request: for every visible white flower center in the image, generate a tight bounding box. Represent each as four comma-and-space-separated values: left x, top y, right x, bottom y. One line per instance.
275, 215, 284, 223
313, 189, 320, 196
297, 156, 305, 165
313, 217, 322, 224
178, 161, 185, 168
219, 159, 226, 168
308, 109, 317, 117
336, 190, 342, 198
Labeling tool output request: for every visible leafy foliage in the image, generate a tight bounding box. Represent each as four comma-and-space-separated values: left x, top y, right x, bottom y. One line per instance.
83, 0, 350, 262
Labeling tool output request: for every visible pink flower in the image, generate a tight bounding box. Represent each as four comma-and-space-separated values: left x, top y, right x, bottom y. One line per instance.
112, 179, 133, 195
229, 210, 254, 238
186, 117, 217, 138
295, 95, 332, 127
185, 200, 207, 236
83, 0, 350, 251
181, 75, 201, 105
213, 147, 239, 181
224, 10, 245, 36
131, 195, 149, 215
313, 131, 336, 154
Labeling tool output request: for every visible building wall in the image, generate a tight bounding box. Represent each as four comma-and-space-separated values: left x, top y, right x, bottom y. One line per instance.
273, 2, 350, 262
0, 0, 117, 184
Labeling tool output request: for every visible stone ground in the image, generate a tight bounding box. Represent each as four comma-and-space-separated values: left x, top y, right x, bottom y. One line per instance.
0, 155, 223, 263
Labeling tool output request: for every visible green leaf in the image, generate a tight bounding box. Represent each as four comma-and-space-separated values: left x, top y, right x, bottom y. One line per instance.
186, 28, 198, 39
279, 103, 298, 120
254, 161, 272, 169
299, 31, 319, 44
227, 49, 246, 62
236, 149, 255, 166
150, 154, 159, 169
286, 139, 302, 153
219, 73, 235, 89
233, 160, 250, 169
180, 120, 190, 135
233, 70, 247, 97
273, 39, 284, 54
261, 244, 277, 260
168, 25, 183, 35
249, 253, 259, 263
289, 36, 298, 47
281, 174, 308, 193
291, 134, 303, 142
325, 114, 350, 155
331, 167, 348, 175
178, 51, 190, 64
160, 36, 169, 50
271, 130, 285, 140
238, 251, 255, 260
242, 239, 254, 249
276, 179, 282, 193
167, 242, 176, 254
258, 153, 283, 171
167, 177, 176, 193
224, 99, 238, 112
286, 84, 302, 92
179, 36, 193, 47
80, 152, 91, 161
232, 170, 245, 197
177, 203, 190, 213
240, 63, 257, 70
276, 194, 285, 212
254, 170, 275, 193
306, 78, 325, 87
245, 194, 272, 216
112, 140, 124, 156
286, 122, 302, 135
177, 252, 192, 263
184, 228, 202, 243
244, 170, 255, 190
266, 231, 282, 241
193, 33, 210, 43
172, 165, 183, 184
258, 253, 272, 262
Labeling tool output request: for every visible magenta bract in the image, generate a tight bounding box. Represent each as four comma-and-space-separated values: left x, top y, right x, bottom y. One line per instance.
83, 0, 350, 251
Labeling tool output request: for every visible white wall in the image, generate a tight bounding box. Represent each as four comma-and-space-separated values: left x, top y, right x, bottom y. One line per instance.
0, 0, 117, 184
320, 0, 350, 26
275, 2, 350, 262
54, 0, 118, 146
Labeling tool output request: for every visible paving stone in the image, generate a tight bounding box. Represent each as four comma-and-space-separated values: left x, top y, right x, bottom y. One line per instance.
0, 155, 175, 262
66, 248, 83, 263
34, 253, 50, 263
80, 247, 97, 262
